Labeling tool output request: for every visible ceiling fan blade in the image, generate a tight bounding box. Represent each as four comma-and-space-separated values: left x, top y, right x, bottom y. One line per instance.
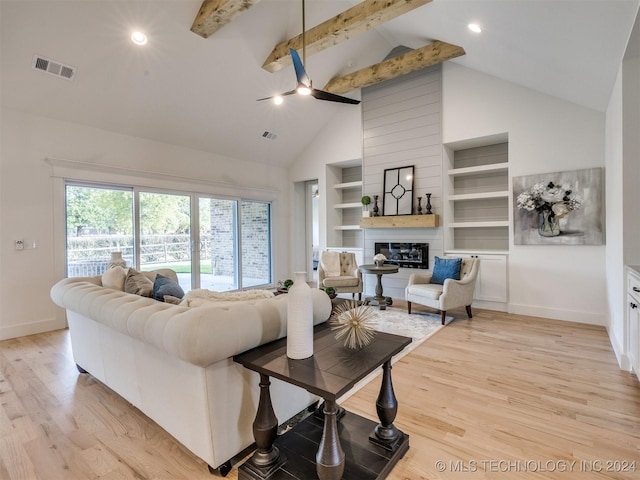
257, 89, 296, 101
290, 48, 311, 87
310, 88, 360, 105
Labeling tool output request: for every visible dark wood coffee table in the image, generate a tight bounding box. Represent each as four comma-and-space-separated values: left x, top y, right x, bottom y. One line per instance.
233, 323, 411, 480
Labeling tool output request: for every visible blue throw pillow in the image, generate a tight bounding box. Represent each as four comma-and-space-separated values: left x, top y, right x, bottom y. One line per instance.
153, 274, 185, 302
431, 257, 462, 285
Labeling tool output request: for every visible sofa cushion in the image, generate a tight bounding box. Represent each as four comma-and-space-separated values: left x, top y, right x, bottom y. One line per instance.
431, 256, 462, 285
102, 266, 127, 290
153, 274, 184, 302
124, 268, 154, 297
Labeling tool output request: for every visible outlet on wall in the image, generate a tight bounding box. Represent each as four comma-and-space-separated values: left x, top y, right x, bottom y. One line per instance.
15, 240, 24, 251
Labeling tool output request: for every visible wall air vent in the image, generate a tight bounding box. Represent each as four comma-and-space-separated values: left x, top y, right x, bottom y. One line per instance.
32, 55, 76, 81
261, 131, 278, 140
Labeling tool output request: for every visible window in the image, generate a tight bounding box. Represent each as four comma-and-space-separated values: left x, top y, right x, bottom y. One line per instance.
65, 184, 134, 277
64, 182, 273, 291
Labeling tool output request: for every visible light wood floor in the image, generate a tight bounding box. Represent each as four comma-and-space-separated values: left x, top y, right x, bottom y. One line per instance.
1, 306, 639, 479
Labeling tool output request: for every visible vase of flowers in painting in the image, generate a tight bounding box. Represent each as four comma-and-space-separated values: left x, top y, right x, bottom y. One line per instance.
537, 209, 560, 236
517, 181, 582, 237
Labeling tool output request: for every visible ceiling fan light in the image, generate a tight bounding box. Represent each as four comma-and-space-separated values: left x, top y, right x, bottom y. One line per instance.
131, 31, 148, 45
273, 95, 284, 105
297, 84, 311, 96
468, 23, 482, 33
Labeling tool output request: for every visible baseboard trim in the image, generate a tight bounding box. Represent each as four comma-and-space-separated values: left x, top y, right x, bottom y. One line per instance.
0, 317, 67, 340
508, 303, 607, 326
607, 325, 632, 371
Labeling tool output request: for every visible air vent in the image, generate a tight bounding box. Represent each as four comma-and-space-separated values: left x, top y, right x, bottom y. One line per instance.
32, 55, 76, 81
261, 131, 278, 140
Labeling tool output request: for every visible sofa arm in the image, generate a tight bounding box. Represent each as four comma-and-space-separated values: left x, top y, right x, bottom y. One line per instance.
408, 272, 433, 285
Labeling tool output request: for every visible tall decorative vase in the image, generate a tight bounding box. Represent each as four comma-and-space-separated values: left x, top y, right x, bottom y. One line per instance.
425, 193, 432, 214
416, 197, 422, 215
372, 195, 380, 217
538, 210, 560, 237
108, 251, 127, 269
286, 272, 314, 359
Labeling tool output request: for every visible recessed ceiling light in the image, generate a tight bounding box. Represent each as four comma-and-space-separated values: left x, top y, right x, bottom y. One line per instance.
131, 31, 148, 46
468, 23, 482, 33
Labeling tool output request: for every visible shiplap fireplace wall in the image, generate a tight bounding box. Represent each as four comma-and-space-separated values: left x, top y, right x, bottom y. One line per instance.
361, 64, 444, 300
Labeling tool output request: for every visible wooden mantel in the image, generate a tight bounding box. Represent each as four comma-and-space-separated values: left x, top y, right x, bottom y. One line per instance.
360, 214, 439, 229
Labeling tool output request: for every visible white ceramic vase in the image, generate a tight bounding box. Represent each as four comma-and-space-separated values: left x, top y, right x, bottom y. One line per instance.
108, 251, 127, 269
286, 271, 314, 359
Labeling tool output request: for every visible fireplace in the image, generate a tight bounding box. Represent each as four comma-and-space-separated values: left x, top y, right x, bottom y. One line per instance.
374, 242, 429, 269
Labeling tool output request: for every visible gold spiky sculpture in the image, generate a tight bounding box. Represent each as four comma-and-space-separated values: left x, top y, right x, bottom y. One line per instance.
330, 301, 377, 349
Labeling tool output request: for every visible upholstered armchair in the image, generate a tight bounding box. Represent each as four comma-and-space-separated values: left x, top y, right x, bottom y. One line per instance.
405, 257, 479, 325
318, 251, 363, 301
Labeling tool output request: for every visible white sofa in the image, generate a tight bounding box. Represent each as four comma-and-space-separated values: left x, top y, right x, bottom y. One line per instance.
50, 269, 332, 475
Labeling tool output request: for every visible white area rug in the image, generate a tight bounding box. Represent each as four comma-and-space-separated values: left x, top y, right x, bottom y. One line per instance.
336, 306, 448, 403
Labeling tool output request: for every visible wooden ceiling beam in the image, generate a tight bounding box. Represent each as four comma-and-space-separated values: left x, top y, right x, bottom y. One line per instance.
262, 0, 433, 73
323, 41, 465, 94
191, 0, 263, 38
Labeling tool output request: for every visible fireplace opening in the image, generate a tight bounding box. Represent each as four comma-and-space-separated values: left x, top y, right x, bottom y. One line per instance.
374, 242, 429, 269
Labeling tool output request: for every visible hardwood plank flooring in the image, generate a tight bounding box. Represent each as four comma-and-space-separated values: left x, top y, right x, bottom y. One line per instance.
1, 307, 639, 479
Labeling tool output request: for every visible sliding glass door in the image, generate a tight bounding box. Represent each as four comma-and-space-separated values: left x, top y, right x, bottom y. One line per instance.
65, 184, 134, 276
199, 197, 238, 291
65, 182, 272, 291
139, 191, 192, 289
241, 200, 272, 287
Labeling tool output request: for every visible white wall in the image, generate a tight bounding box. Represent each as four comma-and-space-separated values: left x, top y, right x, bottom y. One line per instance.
442, 63, 608, 325
0, 108, 290, 340
606, 8, 640, 368
605, 68, 626, 365
288, 107, 363, 272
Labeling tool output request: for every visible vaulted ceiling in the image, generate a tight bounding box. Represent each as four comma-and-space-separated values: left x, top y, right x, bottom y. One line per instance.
1, 1, 638, 167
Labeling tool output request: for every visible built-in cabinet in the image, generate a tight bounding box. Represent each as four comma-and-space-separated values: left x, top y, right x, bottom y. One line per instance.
444, 135, 510, 311
446, 252, 508, 308
626, 266, 640, 380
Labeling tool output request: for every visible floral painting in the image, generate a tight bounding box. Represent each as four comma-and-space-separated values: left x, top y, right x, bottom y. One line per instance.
513, 168, 604, 245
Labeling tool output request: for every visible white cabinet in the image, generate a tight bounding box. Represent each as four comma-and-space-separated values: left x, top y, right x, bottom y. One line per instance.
626, 267, 640, 379
446, 252, 508, 310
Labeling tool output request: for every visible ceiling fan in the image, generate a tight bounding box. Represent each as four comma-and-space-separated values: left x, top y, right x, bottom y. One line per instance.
257, 0, 360, 105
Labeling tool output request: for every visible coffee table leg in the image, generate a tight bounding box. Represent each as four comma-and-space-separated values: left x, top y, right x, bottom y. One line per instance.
245, 373, 286, 477
370, 360, 401, 450
316, 399, 345, 480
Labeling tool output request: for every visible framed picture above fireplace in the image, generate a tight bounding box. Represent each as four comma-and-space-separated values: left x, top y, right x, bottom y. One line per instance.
383, 165, 414, 216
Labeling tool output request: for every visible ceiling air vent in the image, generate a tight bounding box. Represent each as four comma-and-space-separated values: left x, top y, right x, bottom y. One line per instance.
261, 131, 278, 140
32, 55, 76, 81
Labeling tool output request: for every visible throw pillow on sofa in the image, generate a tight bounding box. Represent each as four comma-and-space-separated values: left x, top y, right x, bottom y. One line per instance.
153, 274, 185, 302
102, 266, 127, 290
431, 256, 462, 285
124, 268, 154, 297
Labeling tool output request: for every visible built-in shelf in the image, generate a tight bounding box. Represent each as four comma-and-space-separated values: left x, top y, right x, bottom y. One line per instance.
448, 162, 509, 177
445, 140, 510, 252
334, 180, 363, 190
360, 214, 439, 229
334, 225, 361, 231
334, 202, 361, 209
449, 191, 509, 201
449, 221, 509, 228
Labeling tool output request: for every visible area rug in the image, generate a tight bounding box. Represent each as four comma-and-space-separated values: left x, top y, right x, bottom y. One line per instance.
335, 306, 449, 403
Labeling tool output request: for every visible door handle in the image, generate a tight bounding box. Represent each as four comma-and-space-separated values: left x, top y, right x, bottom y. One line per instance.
633, 286, 640, 293
631, 303, 638, 309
